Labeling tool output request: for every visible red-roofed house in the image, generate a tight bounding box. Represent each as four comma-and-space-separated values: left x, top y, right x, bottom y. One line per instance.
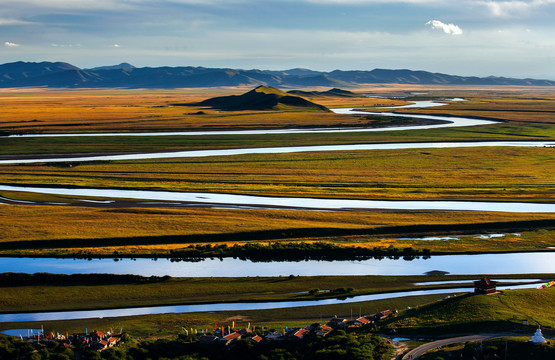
220, 332, 241, 345
250, 335, 263, 344
290, 328, 308, 340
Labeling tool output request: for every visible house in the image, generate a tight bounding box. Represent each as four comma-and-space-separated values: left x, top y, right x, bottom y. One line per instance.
199, 335, 219, 344
238, 328, 253, 336
250, 335, 263, 344
328, 317, 348, 328
106, 337, 118, 347
264, 331, 285, 341
220, 332, 241, 346
315, 325, 332, 337
474, 277, 497, 295
375, 310, 394, 321
351, 316, 372, 326
289, 328, 308, 340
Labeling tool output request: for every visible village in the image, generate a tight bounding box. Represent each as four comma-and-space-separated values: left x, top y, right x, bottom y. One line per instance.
8, 277, 552, 359
17, 308, 397, 353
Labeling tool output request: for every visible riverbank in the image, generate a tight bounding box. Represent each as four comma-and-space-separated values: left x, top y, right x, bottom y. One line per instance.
1, 286, 553, 341
0, 273, 550, 314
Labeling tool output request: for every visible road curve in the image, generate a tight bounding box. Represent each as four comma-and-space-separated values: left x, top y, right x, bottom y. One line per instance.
401, 334, 504, 359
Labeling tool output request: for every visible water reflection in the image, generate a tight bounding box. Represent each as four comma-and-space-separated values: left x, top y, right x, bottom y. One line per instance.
0, 252, 553, 277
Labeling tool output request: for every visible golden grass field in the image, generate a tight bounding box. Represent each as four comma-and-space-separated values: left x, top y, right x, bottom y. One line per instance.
0, 86, 554, 255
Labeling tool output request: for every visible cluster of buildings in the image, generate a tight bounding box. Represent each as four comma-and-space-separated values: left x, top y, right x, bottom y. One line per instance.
24, 329, 120, 352
198, 310, 397, 346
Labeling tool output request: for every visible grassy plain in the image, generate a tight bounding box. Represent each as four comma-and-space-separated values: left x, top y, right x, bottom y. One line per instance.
0, 205, 554, 255
0, 88, 554, 157
0, 287, 553, 340
4, 274, 547, 313
1, 147, 554, 202
0, 87, 554, 255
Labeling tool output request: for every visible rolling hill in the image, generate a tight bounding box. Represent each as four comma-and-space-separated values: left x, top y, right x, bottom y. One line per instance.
191, 85, 330, 111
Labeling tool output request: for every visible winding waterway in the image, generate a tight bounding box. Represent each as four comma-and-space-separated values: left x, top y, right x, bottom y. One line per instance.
5, 100, 494, 139
1, 99, 553, 323
1, 184, 554, 212
0, 283, 541, 323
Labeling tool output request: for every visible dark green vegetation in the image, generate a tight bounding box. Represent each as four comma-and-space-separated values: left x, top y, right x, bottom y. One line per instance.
421, 338, 555, 360
0, 334, 75, 360
0, 330, 393, 360
189, 86, 329, 111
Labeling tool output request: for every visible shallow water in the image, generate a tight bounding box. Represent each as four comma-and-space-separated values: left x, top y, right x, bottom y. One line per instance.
1, 140, 553, 165
1, 184, 554, 212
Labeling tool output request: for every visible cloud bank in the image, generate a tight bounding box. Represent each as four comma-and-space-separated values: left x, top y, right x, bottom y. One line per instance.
426, 20, 463, 35
4, 41, 20, 47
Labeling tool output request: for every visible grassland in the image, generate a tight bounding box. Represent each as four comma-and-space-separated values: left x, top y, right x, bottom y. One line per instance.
383, 286, 555, 334
5, 273, 546, 313
1, 147, 554, 202
0, 88, 554, 255
0, 205, 554, 256
0, 87, 554, 341
0, 286, 553, 340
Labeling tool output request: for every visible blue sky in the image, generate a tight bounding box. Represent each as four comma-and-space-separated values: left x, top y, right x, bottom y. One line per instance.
1, 0, 554, 78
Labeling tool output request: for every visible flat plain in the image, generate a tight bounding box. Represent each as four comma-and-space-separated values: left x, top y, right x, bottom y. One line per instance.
0, 86, 554, 341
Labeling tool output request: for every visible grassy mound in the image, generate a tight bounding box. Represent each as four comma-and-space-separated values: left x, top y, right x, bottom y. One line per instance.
195, 85, 329, 111
383, 287, 555, 334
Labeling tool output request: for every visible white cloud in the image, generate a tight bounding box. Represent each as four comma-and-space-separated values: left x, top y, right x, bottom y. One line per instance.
51, 43, 82, 47
477, 0, 555, 17
0, 18, 34, 26
426, 20, 463, 35
4, 41, 20, 47
113, 44, 121, 47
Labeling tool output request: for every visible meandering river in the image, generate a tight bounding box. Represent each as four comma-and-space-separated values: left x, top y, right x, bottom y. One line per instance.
1, 99, 553, 323
1, 184, 554, 212
0, 283, 542, 323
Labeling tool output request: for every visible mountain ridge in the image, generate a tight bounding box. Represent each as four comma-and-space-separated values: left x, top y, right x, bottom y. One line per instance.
0, 61, 553, 88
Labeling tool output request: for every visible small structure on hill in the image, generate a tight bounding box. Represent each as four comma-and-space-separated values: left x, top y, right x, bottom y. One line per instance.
474, 277, 497, 295
531, 328, 547, 344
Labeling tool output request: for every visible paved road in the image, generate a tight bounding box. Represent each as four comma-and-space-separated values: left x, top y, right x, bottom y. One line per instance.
401, 334, 505, 359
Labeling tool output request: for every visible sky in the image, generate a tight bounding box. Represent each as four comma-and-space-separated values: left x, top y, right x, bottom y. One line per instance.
1, 0, 554, 79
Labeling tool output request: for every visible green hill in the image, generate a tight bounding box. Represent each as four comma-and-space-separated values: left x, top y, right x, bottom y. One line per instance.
195, 85, 329, 111
383, 287, 555, 334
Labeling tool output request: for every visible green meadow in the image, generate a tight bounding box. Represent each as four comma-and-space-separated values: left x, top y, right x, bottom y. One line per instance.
2, 273, 551, 313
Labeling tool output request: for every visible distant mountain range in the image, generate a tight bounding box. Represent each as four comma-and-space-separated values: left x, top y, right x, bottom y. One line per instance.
1, 61, 554, 88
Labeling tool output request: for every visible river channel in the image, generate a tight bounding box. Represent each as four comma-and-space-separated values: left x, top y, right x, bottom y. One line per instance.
1, 184, 554, 212
1, 99, 553, 323
1, 252, 554, 277
0, 283, 542, 323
